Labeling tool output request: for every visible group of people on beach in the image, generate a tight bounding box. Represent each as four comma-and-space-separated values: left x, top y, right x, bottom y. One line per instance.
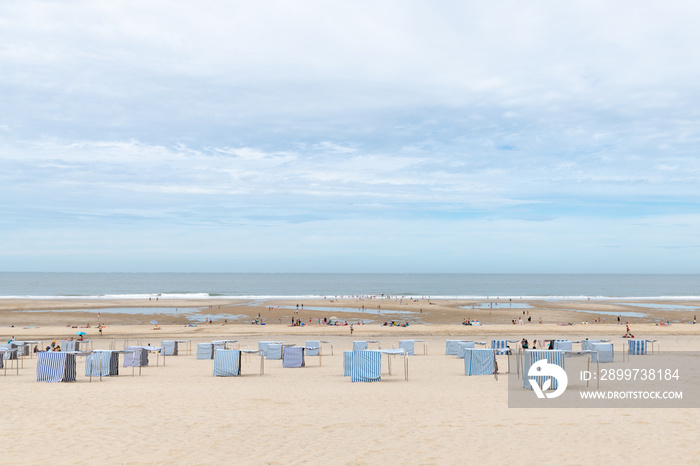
382, 321, 409, 327
521, 338, 556, 350
511, 317, 542, 324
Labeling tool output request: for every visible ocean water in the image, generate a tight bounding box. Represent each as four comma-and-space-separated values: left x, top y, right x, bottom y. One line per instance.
0, 273, 698, 300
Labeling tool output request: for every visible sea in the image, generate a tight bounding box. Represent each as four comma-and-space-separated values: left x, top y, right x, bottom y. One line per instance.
0, 273, 698, 300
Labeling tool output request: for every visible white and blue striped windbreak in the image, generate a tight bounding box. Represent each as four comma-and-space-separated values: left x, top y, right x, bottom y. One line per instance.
258, 341, 284, 357
305, 341, 320, 356
591, 343, 614, 363
106, 352, 119, 375
13, 342, 30, 356
85, 351, 111, 377
282, 346, 305, 368
457, 342, 476, 359
490, 340, 508, 349
160, 341, 178, 356
266, 344, 284, 360
398, 340, 415, 356
343, 351, 353, 376
213, 349, 241, 376
463, 349, 496, 376
523, 350, 566, 390
197, 343, 214, 360
554, 340, 573, 351
124, 347, 148, 367
445, 340, 470, 355
353, 341, 368, 351
37, 351, 77, 382
212, 342, 226, 352
491, 340, 512, 355
75, 341, 89, 352
0, 345, 18, 360
62, 341, 77, 352
581, 339, 602, 351
350, 350, 382, 382
628, 339, 647, 355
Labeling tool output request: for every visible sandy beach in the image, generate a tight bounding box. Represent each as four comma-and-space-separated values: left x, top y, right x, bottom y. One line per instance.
1, 299, 699, 465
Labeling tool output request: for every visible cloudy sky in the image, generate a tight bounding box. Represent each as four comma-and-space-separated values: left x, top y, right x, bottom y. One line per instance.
1, 1, 699, 273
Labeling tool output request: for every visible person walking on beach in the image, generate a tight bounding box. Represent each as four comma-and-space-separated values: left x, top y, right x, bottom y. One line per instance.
350, 324, 354, 335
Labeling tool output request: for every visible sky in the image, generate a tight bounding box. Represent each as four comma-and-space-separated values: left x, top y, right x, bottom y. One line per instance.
1, 1, 699, 273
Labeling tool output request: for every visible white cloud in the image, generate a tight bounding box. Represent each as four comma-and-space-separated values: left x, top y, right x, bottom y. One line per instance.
1, 1, 700, 271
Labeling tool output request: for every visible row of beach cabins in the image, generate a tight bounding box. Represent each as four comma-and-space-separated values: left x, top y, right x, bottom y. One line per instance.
0, 337, 658, 386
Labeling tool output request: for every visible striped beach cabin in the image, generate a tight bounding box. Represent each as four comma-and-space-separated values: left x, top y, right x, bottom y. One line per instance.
591, 342, 614, 363
305, 341, 320, 356
124, 347, 149, 367
258, 341, 285, 358
265, 344, 284, 360
445, 340, 472, 355
343, 351, 353, 376
213, 349, 242, 376
85, 350, 120, 377
399, 340, 427, 356
627, 339, 649, 355
197, 343, 214, 360
491, 339, 517, 355
282, 346, 306, 368
581, 339, 603, 351
37, 351, 77, 383
457, 341, 487, 359
523, 349, 566, 391
350, 350, 382, 382
160, 341, 178, 356
553, 340, 574, 351
463, 348, 496, 376
0, 344, 18, 360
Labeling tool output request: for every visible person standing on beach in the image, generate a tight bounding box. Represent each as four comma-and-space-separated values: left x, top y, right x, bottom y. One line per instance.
350, 324, 354, 335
